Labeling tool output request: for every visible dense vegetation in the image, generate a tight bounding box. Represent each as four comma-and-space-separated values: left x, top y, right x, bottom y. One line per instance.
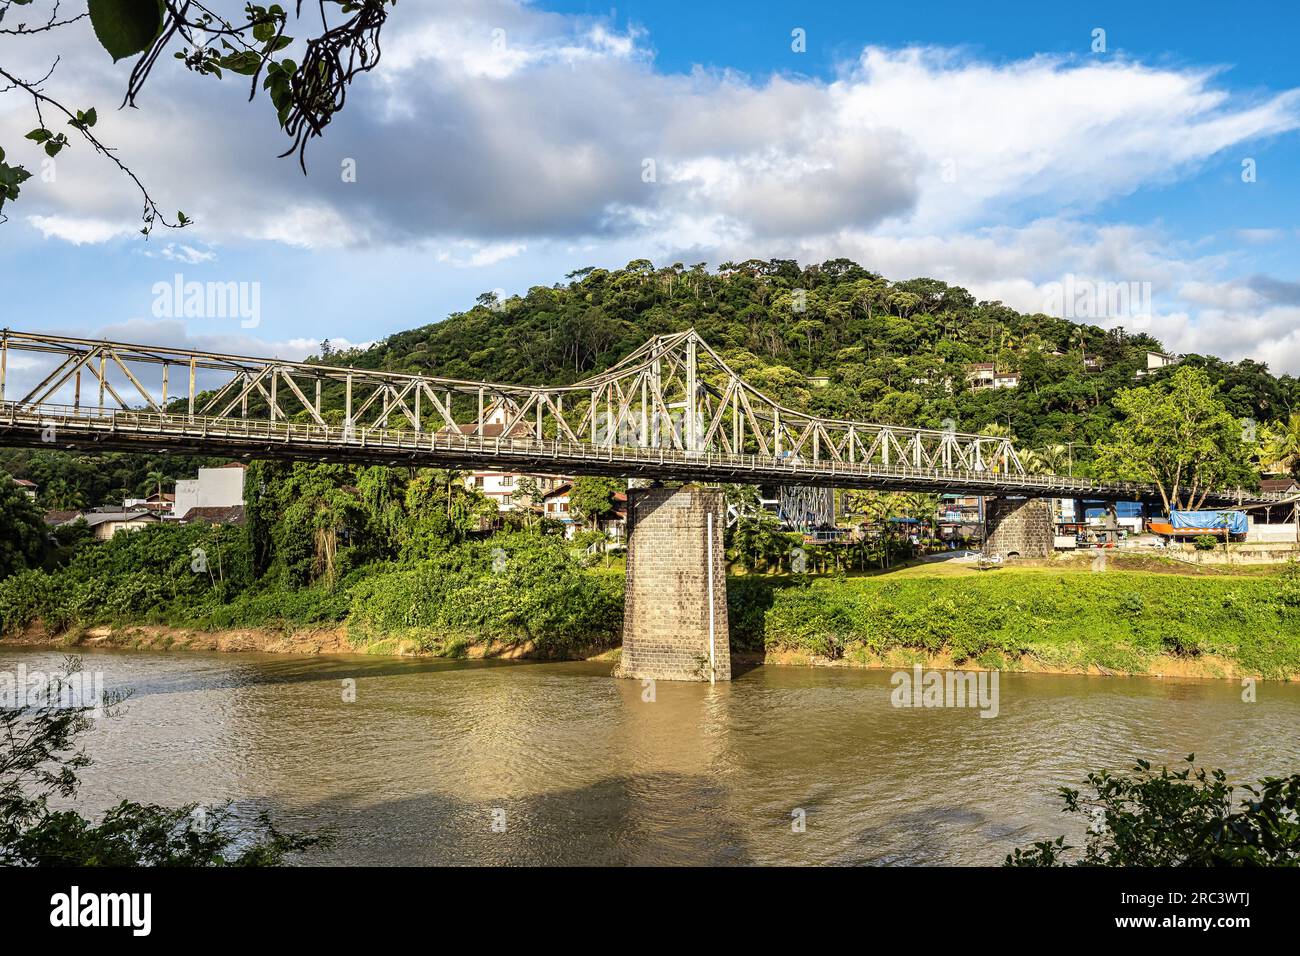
334, 259, 1300, 471
3, 496, 1298, 676
0, 467, 623, 658
734, 569, 1300, 678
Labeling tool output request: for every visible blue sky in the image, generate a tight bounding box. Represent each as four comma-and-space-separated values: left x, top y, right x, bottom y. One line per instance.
1, 0, 1298, 373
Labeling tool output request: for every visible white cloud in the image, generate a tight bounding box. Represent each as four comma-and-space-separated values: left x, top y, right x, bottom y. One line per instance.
154, 243, 217, 264
3, 1, 1300, 373
26, 215, 135, 245
435, 240, 528, 268
7, 4, 1296, 250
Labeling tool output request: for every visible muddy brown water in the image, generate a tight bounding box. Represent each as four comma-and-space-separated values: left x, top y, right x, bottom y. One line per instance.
3, 648, 1297, 865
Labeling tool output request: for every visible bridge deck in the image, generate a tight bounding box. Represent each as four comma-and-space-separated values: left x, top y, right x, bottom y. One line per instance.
1, 402, 1281, 506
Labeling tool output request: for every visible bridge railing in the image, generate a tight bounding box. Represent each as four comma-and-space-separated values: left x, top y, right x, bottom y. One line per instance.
1, 401, 1280, 504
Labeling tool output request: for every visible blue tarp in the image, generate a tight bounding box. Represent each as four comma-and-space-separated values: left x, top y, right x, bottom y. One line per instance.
1169, 510, 1248, 534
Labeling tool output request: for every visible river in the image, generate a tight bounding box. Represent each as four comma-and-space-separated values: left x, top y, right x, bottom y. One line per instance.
4, 647, 1298, 865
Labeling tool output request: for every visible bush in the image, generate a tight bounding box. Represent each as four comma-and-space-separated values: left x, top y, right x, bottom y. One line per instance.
347, 531, 622, 653
1007, 756, 1300, 866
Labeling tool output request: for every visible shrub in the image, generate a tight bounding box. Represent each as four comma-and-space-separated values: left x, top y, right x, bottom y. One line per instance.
1007, 757, 1300, 866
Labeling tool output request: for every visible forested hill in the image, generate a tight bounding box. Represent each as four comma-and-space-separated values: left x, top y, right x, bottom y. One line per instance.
2, 257, 1295, 505
327, 258, 1297, 472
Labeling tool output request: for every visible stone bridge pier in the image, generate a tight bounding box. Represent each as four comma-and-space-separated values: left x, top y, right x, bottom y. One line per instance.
617, 485, 731, 682
983, 496, 1055, 559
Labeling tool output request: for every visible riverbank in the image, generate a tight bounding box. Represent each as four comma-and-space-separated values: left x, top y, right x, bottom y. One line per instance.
6, 562, 1298, 681
3, 515, 1298, 679
0, 625, 1274, 682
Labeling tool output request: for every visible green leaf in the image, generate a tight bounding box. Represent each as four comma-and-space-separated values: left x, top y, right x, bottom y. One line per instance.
88, 0, 166, 63
25, 128, 51, 143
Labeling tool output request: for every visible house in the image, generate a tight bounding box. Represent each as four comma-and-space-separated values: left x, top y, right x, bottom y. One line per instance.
936, 494, 983, 543
82, 509, 163, 541
1083, 354, 1103, 371
1135, 350, 1179, 378
176, 505, 246, 526
542, 482, 627, 541
172, 462, 245, 518
123, 492, 175, 513
966, 363, 1020, 390
1260, 477, 1299, 495
44, 509, 85, 527
1257, 478, 1299, 527
465, 472, 567, 512
11, 478, 37, 499
438, 403, 533, 442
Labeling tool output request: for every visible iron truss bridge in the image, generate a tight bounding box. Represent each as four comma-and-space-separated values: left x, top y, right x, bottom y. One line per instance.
0, 327, 1287, 506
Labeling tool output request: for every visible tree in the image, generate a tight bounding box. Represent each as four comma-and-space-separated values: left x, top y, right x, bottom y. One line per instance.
1095, 366, 1256, 512
143, 469, 169, 500
1007, 756, 1300, 867
510, 476, 544, 528
568, 477, 624, 530
0, 1, 397, 230
1, 659, 323, 865
0, 472, 47, 580
1261, 412, 1300, 477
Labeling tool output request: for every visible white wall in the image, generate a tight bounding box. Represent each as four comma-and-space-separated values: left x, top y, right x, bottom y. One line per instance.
1247, 520, 1298, 543
173, 467, 244, 516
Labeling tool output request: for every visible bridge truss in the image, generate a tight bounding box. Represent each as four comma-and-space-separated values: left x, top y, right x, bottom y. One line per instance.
0, 328, 1284, 505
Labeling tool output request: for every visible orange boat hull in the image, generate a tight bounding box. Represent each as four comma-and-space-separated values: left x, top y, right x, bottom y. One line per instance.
1147, 520, 1225, 537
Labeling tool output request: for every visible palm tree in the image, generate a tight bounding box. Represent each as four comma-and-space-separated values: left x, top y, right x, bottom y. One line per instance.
144, 469, 170, 501
1261, 413, 1300, 476
1018, 443, 1071, 476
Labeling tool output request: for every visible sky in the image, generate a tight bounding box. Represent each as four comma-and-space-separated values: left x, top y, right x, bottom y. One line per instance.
1, 0, 1298, 373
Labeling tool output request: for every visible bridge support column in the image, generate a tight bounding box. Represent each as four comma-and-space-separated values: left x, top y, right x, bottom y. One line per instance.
984, 496, 1054, 559
618, 486, 731, 682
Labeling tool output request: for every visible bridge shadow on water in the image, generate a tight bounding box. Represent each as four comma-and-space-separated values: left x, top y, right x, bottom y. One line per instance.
274, 774, 759, 866
245, 778, 1041, 866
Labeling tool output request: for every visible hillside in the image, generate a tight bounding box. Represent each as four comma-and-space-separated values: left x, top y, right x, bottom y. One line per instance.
326, 258, 1297, 475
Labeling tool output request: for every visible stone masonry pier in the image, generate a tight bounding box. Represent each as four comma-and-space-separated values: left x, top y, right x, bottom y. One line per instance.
618, 486, 731, 682
983, 496, 1054, 559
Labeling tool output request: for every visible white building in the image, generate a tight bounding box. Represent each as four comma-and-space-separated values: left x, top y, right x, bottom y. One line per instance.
465, 471, 566, 512
1136, 351, 1179, 378
966, 363, 1019, 390
172, 463, 245, 519
542, 482, 627, 541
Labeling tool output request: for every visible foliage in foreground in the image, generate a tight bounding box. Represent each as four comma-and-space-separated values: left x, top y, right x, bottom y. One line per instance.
1007, 757, 1300, 866
0, 660, 323, 866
